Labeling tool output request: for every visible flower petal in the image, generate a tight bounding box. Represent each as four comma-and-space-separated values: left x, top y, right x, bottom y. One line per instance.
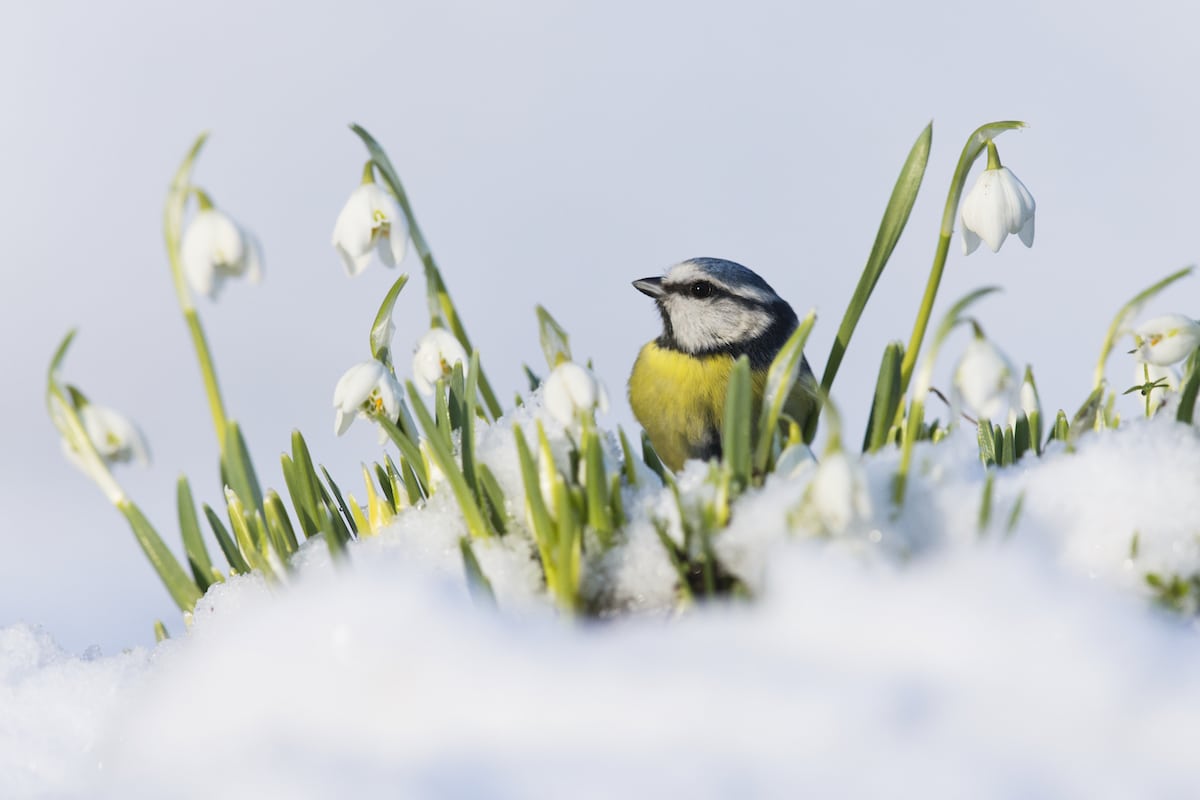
334, 361, 385, 411
1017, 214, 1035, 248
242, 229, 264, 284
961, 224, 981, 256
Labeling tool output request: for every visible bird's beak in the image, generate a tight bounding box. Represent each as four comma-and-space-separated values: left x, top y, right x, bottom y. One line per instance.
633, 277, 665, 298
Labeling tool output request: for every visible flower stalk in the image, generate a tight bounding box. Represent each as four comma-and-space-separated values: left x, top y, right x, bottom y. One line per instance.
163, 132, 229, 454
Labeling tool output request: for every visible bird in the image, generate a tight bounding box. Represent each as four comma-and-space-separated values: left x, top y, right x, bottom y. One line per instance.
628, 257, 815, 472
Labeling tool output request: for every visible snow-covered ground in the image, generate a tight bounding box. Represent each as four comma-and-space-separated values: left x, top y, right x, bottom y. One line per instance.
7, 413, 1200, 799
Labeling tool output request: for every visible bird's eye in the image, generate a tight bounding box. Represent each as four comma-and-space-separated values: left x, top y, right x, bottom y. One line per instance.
690, 281, 714, 299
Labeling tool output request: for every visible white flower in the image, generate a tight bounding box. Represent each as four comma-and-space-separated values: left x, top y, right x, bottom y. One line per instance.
331, 183, 409, 277
953, 336, 1019, 421
333, 360, 402, 436
959, 167, 1036, 255
802, 452, 871, 535
61, 403, 150, 472
542, 362, 609, 427
181, 209, 263, 299
412, 329, 469, 395
1132, 314, 1200, 366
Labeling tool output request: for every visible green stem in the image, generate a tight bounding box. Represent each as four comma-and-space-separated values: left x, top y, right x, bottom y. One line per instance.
184, 309, 228, 447
985, 140, 1001, 170
164, 133, 230, 456
900, 232, 952, 392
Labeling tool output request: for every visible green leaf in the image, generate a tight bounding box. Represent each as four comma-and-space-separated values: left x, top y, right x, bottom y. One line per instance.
641, 432, 669, 483
1001, 424, 1015, 466
524, 365, 542, 392
154, 621, 170, 643
477, 463, 510, 535
373, 462, 397, 513
459, 537, 497, 608
756, 311, 817, 472
222, 421, 263, 514
1177, 358, 1200, 424
513, 423, 560, 590
809, 123, 931, 444
376, 414, 431, 494
117, 500, 203, 611
721, 355, 753, 492
863, 342, 904, 453
977, 420, 997, 467
1006, 492, 1025, 536
583, 427, 612, 545
406, 381, 493, 538
224, 488, 274, 580
370, 274, 410, 364
535, 305, 572, 369
176, 475, 216, 591
281, 453, 318, 539
1050, 410, 1069, 444
321, 466, 358, 536
264, 490, 299, 556
550, 476, 582, 612
1069, 386, 1106, 444
977, 471, 995, 533
609, 472, 626, 528
203, 503, 250, 574
1014, 414, 1031, 460
617, 427, 640, 486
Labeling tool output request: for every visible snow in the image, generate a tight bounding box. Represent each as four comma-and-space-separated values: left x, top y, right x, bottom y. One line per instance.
7, 412, 1200, 797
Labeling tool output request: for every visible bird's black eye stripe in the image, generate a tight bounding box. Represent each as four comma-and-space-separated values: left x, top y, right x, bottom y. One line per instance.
689, 281, 714, 299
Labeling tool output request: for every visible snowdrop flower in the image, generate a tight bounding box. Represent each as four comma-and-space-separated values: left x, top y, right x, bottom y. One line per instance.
331, 182, 409, 277
333, 360, 402, 435
412, 329, 468, 395
542, 362, 609, 427
1132, 314, 1200, 366
959, 143, 1035, 255
64, 403, 151, 468
181, 208, 263, 299
800, 451, 871, 535
953, 335, 1019, 421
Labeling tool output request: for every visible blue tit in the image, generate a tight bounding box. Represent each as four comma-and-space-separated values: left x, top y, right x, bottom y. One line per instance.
628, 257, 815, 472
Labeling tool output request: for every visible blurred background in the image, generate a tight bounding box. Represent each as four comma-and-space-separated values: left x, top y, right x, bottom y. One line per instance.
2, 0, 1197, 653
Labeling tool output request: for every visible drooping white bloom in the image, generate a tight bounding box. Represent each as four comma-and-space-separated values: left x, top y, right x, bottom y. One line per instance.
1132, 314, 1200, 366
542, 362, 610, 426
331, 183, 409, 277
412, 329, 469, 395
181, 209, 263, 299
61, 403, 150, 474
802, 451, 871, 535
333, 360, 402, 436
959, 167, 1036, 255
953, 336, 1019, 421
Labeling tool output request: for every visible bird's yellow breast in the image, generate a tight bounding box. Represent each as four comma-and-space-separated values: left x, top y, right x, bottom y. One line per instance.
628, 342, 767, 471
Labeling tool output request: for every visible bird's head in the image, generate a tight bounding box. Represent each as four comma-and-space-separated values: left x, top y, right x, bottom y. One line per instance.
633, 257, 797, 364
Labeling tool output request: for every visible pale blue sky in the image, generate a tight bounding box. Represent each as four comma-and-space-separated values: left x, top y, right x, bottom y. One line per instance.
3, 0, 1198, 651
